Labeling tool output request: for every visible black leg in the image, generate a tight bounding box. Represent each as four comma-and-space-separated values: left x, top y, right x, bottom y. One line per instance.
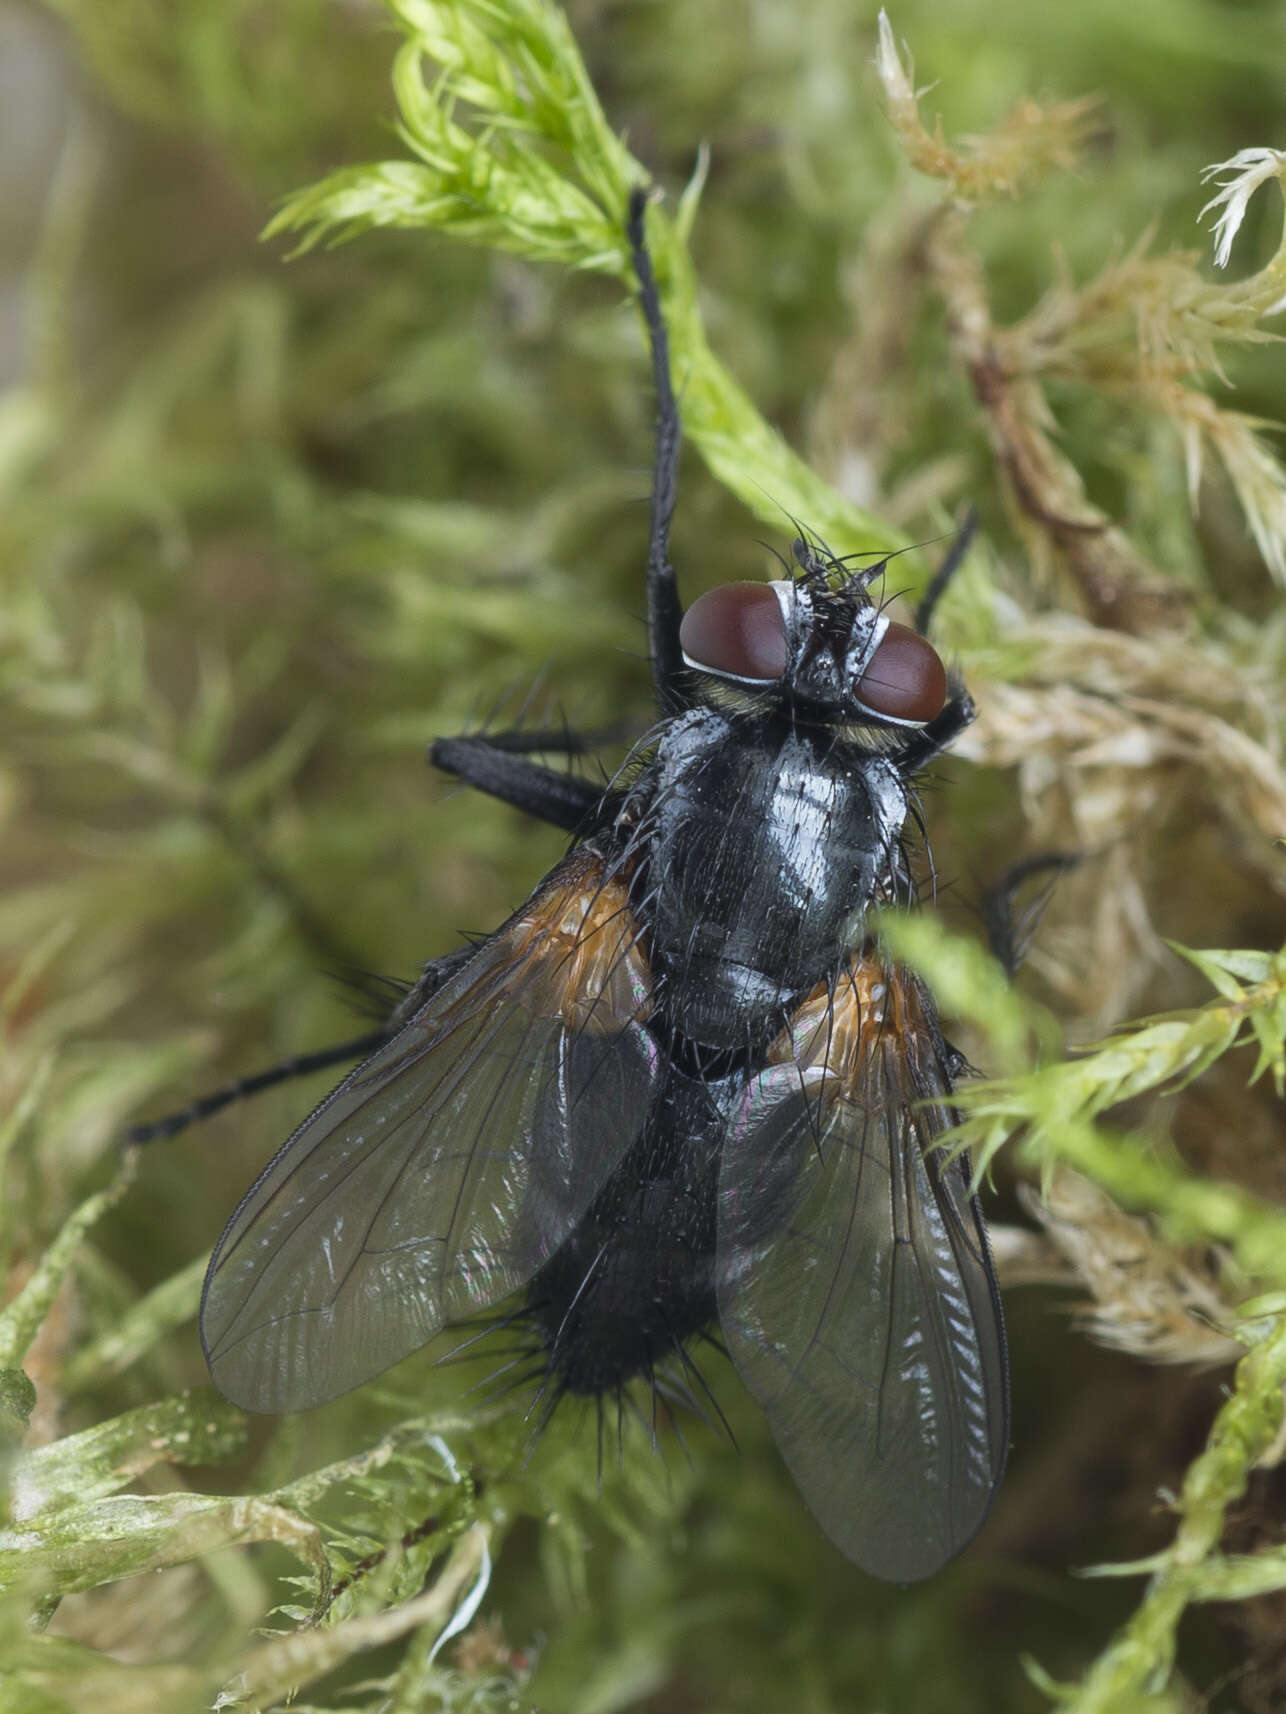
433, 725, 622, 757
983, 852, 1083, 977
914, 508, 978, 637
124, 1029, 388, 1147
892, 688, 976, 777
626, 188, 688, 713
124, 941, 484, 1148
429, 731, 607, 833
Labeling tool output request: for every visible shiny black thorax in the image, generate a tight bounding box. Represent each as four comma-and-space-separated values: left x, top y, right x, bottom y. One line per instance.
624, 705, 911, 1053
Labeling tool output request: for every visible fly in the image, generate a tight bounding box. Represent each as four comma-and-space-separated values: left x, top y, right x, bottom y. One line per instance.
190, 189, 1008, 1583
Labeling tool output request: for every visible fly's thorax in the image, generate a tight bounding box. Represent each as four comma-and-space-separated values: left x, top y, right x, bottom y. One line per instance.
625, 713, 912, 1050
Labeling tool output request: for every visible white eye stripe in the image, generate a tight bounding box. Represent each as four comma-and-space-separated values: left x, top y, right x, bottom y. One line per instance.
767, 580, 796, 626
680, 651, 780, 686
846, 611, 891, 683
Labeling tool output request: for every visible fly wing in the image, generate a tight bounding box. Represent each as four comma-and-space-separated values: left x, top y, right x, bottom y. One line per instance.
716, 959, 1007, 1582
202, 848, 657, 1413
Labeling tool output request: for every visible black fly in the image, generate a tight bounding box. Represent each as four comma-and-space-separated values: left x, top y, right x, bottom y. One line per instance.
194, 190, 1008, 1583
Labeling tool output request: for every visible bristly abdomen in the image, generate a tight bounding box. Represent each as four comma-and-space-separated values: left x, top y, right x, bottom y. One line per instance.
524, 1067, 723, 1397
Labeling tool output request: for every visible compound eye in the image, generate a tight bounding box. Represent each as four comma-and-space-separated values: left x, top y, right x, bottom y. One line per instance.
679, 582, 788, 682
855, 623, 948, 722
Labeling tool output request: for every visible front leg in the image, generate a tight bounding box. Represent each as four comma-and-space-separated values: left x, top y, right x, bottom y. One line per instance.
125, 937, 483, 1147
429, 728, 609, 833
891, 688, 976, 778
627, 188, 688, 714
914, 509, 978, 637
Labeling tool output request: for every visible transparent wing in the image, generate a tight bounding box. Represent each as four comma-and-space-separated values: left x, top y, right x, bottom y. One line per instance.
202, 849, 657, 1412
716, 959, 1008, 1582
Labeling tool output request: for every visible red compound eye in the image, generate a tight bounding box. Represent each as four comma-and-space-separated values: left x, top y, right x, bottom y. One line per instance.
855, 623, 948, 722
679, 583, 788, 682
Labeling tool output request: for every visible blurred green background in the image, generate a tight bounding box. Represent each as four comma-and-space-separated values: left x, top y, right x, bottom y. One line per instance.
4, 0, 1286, 1709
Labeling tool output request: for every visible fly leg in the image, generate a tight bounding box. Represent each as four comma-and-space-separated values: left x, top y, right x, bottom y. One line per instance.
890, 688, 977, 778
626, 186, 688, 714
915, 508, 978, 636
983, 851, 1083, 976
429, 726, 613, 833
893, 512, 983, 775
125, 941, 479, 1148
124, 1031, 389, 1147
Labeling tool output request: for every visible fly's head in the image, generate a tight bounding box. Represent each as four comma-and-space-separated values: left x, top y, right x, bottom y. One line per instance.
678, 539, 949, 735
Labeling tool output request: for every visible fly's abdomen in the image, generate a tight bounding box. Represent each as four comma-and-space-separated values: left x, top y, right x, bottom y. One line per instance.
524, 1065, 723, 1395
527, 1201, 717, 1394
